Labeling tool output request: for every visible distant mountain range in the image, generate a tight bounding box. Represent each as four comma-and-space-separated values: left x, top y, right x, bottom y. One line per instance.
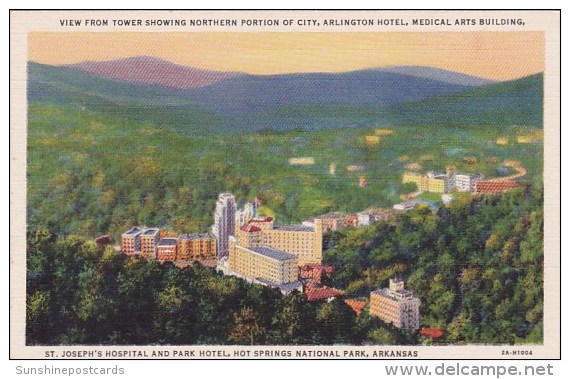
32, 58, 494, 114
65, 56, 493, 90
182, 68, 493, 115
67, 56, 240, 89
27, 58, 543, 133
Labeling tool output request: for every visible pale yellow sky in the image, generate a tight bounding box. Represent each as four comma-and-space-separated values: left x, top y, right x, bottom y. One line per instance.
28, 32, 544, 81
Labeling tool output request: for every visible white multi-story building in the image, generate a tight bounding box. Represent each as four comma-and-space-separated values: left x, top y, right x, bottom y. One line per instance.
235, 201, 256, 227
453, 173, 483, 192
356, 208, 393, 227
212, 193, 237, 258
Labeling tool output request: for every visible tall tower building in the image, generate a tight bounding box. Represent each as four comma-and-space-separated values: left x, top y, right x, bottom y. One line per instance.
212, 193, 237, 258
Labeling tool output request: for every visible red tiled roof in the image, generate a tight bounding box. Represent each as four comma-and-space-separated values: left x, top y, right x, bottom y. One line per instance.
304, 281, 317, 290
420, 328, 445, 339
344, 299, 367, 316
305, 285, 344, 302
94, 235, 112, 245
475, 181, 522, 194
299, 264, 335, 283
240, 224, 261, 232
346, 214, 359, 226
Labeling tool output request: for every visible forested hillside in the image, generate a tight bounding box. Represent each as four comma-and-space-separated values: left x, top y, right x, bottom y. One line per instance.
27, 188, 543, 345
324, 188, 543, 344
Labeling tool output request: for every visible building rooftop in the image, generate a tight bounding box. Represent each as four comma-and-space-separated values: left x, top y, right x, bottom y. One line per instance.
249, 246, 297, 261
344, 299, 368, 316
95, 234, 113, 245
240, 224, 261, 233
305, 285, 344, 302
179, 233, 215, 240
272, 224, 314, 232
123, 227, 142, 235
426, 171, 446, 179
475, 181, 522, 194
359, 208, 393, 217
142, 228, 159, 236
316, 212, 348, 220
158, 238, 178, 247
420, 328, 445, 339
252, 216, 273, 223
372, 288, 417, 302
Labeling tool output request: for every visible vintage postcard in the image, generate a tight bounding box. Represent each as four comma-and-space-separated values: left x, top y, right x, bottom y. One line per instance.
10, 10, 560, 359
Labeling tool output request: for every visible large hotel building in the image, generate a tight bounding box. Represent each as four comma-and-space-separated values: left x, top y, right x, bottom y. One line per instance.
228, 239, 299, 286
122, 193, 323, 293
121, 227, 216, 262
177, 233, 217, 260
121, 226, 160, 259
214, 194, 324, 292
156, 238, 177, 261
121, 227, 143, 255
402, 171, 452, 194
140, 228, 160, 259
235, 216, 323, 265
403, 170, 483, 194
370, 279, 421, 331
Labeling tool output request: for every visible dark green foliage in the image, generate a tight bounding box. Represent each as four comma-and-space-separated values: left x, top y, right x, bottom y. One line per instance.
324, 187, 544, 344
385, 74, 543, 128
25, 230, 380, 345
26, 188, 542, 346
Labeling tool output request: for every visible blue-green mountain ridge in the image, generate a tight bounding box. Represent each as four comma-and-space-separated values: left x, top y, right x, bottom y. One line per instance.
28, 61, 543, 133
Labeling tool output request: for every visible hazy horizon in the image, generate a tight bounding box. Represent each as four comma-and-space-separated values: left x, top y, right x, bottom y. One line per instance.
28, 32, 544, 81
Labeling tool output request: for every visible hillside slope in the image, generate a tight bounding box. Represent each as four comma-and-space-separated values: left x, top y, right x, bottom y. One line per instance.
28, 62, 543, 133
385, 73, 543, 127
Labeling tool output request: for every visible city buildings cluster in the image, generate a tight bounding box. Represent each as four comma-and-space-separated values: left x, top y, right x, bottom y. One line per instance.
403, 165, 526, 196
214, 193, 324, 293
118, 151, 526, 332
302, 208, 394, 232
121, 193, 325, 294
119, 192, 426, 330
121, 227, 217, 262
402, 167, 483, 194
